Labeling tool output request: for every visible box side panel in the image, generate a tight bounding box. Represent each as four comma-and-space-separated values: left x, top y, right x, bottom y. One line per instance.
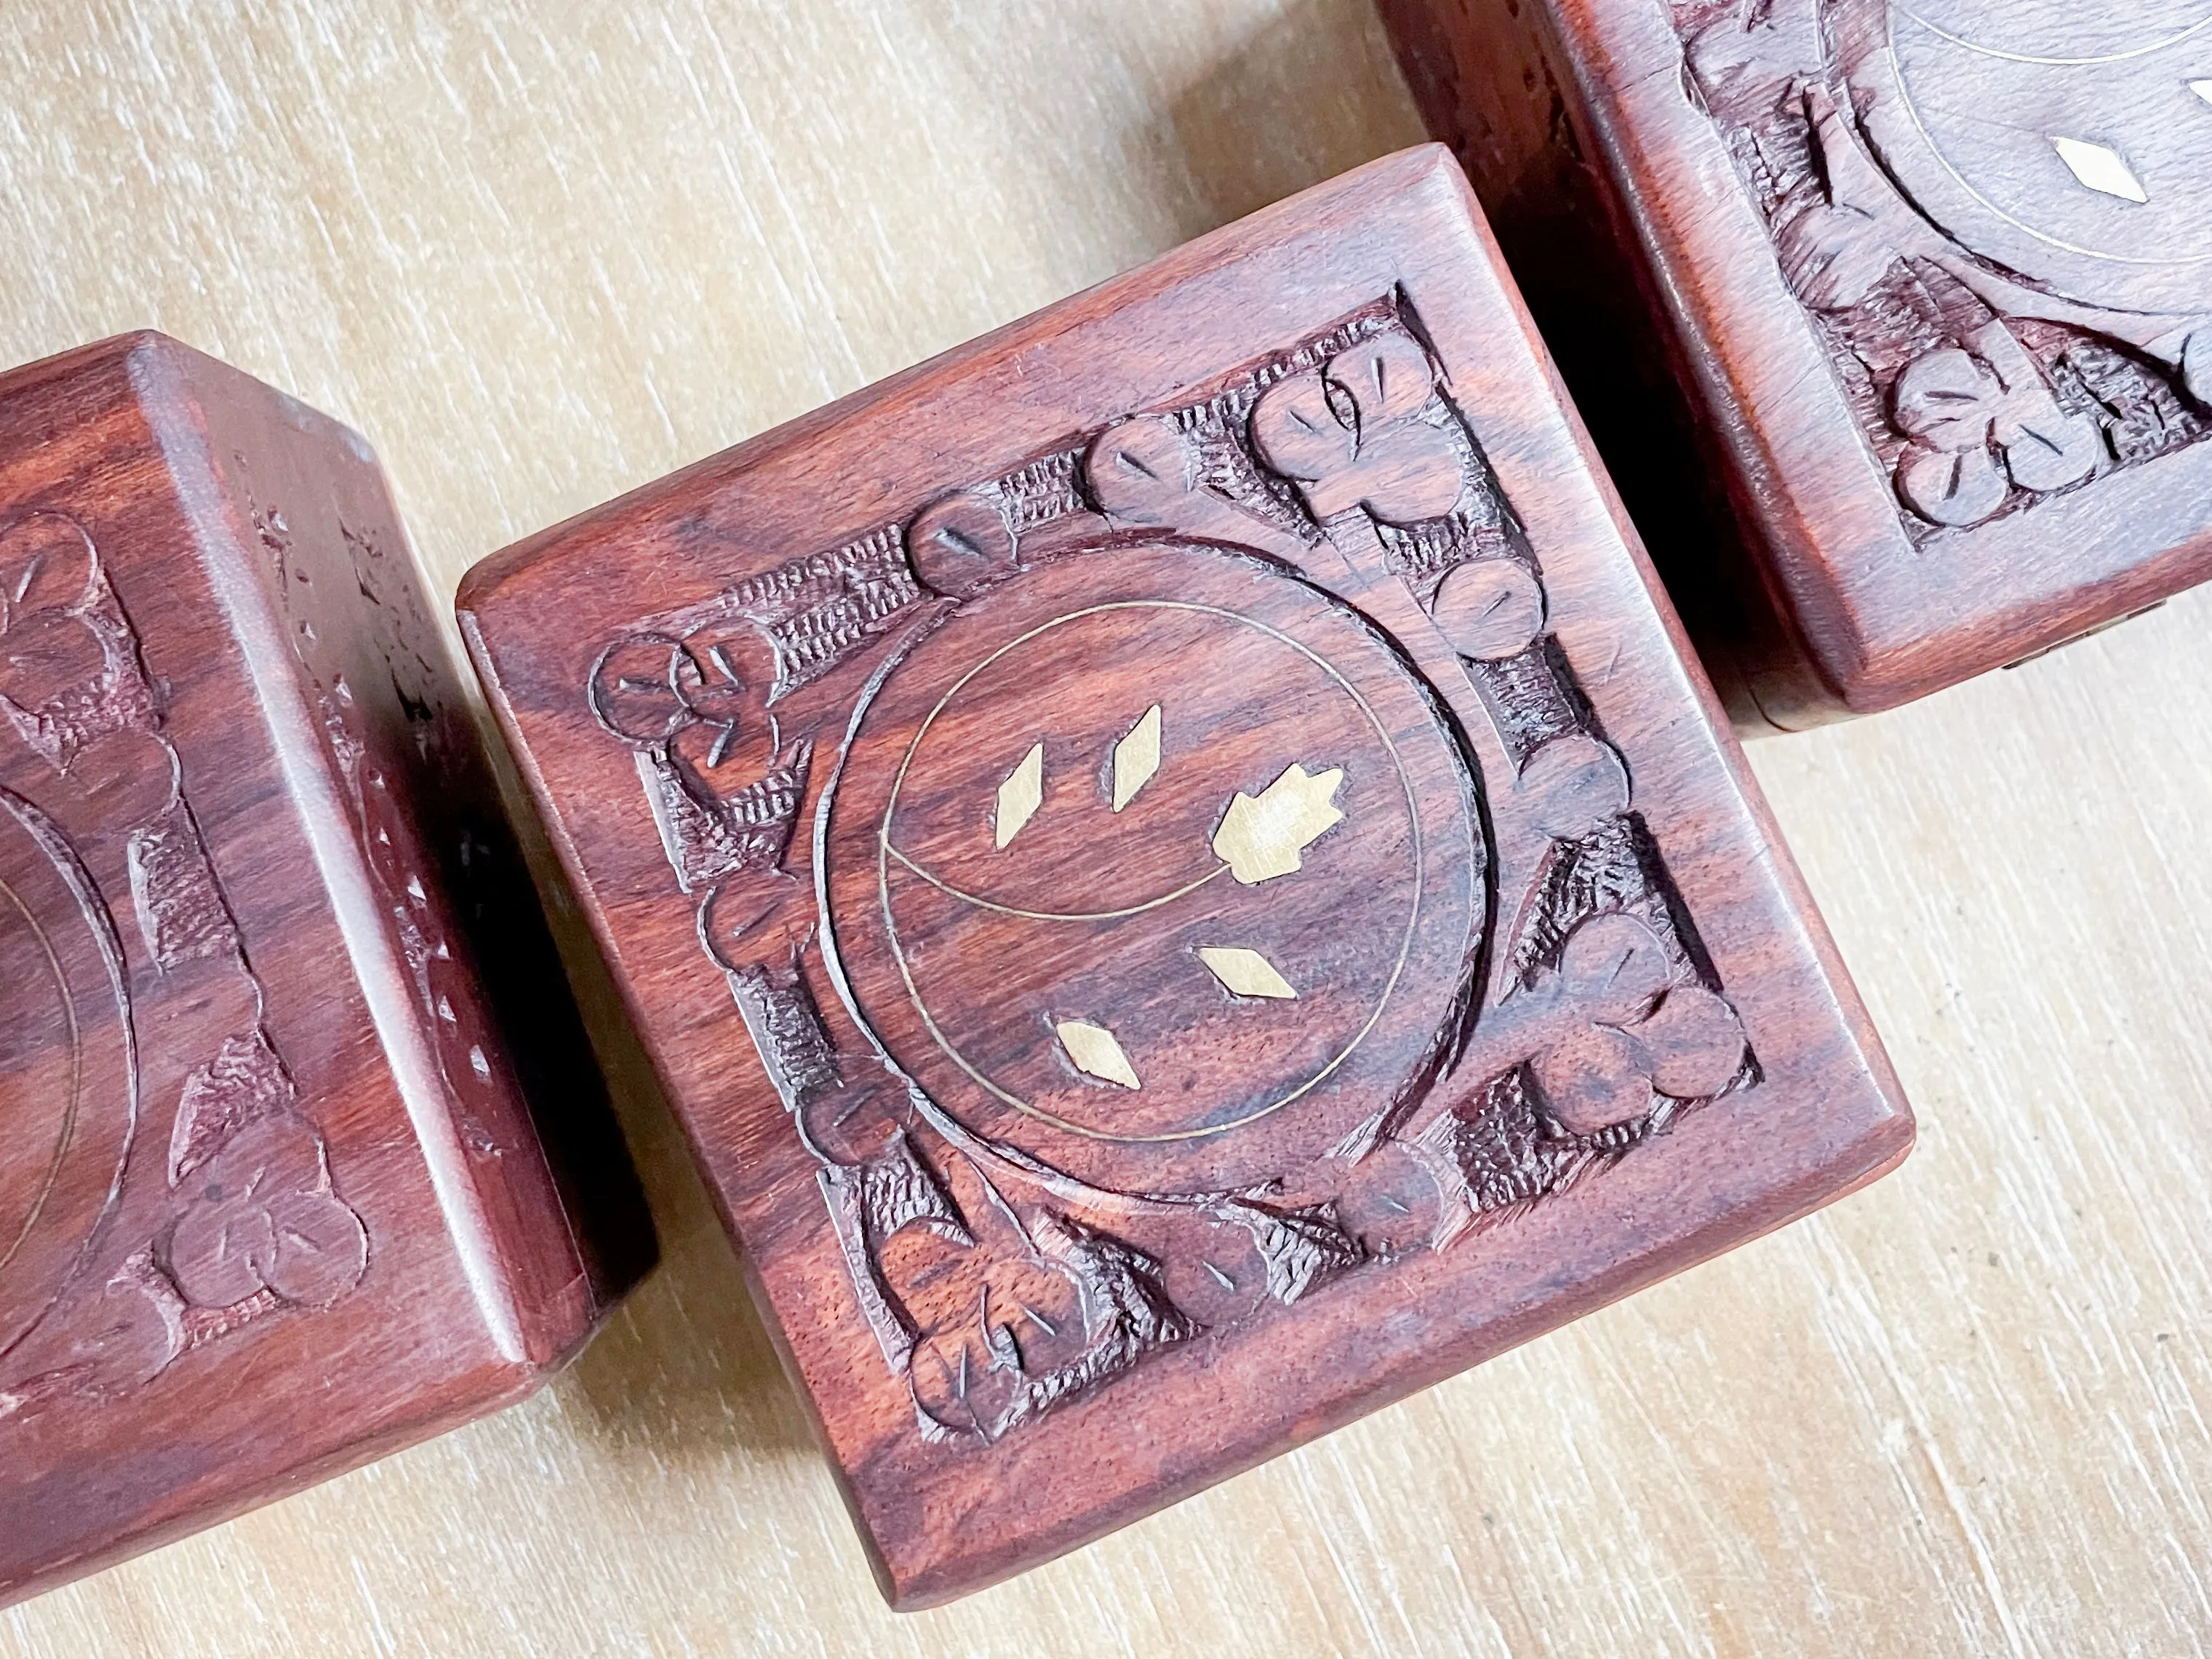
0, 337, 524, 1606
142, 341, 656, 1369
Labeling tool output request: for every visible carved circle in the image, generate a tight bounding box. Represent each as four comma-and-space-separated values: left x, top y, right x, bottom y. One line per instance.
1429, 558, 1546, 660
1839, 0, 2212, 314
822, 541, 1485, 1194
906, 489, 1018, 599
0, 788, 135, 1360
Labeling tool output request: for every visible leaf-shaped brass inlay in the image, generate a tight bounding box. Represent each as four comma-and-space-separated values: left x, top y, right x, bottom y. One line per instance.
2050, 136, 2147, 204
994, 743, 1044, 848
1212, 764, 1344, 884
1197, 947, 1296, 1000
1110, 705, 1162, 812
1055, 1019, 1140, 1089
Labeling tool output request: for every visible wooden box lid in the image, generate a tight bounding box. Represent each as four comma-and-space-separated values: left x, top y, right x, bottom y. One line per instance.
460, 146, 1912, 1606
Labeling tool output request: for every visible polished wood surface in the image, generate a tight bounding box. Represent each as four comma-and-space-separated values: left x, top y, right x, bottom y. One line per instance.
461, 146, 1908, 1604
0, 335, 652, 1607
1, 1, 2208, 1652
1381, 0, 2212, 729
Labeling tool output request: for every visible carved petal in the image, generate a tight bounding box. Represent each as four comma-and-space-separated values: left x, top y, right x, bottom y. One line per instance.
1634, 986, 1748, 1101
1430, 558, 1544, 660
1556, 913, 1670, 1026
1897, 443, 2008, 528
1997, 410, 2102, 495
1328, 335, 1436, 424
260, 1188, 370, 1308
1248, 373, 1351, 483
908, 489, 1017, 599
1515, 735, 1631, 840
1893, 348, 2000, 452
1085, 415, 1198, 519
1776, 202, 1898, 312
169, 1202, 276, 1308
1533, 1023, 1650, 1137
0, 513, 98, 621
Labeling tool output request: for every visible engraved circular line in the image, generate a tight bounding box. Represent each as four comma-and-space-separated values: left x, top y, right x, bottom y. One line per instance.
0, 867, 81, 1276
873, 598, 1427, 1145
1888, 4, 2212, 271
882, 840, 1231, 920
1894, 4, 2212, 66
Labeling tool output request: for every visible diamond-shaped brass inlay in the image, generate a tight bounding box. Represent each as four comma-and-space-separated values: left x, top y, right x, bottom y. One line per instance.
1055, 1019, 1141, 1089
994, 742, 1044, 848
1197, 946, 1297, 1000
1110, 705, 1162, 812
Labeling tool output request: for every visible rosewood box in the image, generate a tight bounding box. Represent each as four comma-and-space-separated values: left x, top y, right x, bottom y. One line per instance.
1383, 0, 2212, 727
0, 334, 652, 1605
459, 146, 1911, 1605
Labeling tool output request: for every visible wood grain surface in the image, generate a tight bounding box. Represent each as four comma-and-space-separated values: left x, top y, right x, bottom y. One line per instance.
0, 2, 2205, 1654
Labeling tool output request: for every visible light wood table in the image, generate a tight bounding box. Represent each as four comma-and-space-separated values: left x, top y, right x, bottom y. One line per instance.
3, 3, 2207, 1655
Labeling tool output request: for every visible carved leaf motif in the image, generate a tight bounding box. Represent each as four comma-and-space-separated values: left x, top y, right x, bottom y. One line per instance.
1776, 201, 1901, 312
1684, 0, 1821, 120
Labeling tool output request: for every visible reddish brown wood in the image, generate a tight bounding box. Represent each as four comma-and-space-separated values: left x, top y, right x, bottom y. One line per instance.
459, 146, 1912, 1607
1380, 0, 2212, 728
0, 333, 654, 1608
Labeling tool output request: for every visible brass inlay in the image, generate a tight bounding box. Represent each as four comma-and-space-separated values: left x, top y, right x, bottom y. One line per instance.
1055, 1020, 1141, 1090
994, 742, 1044, 848
874, 600, 1425, 1146
1110, 704, 1162, 812
1197, 946, 1297, 1001
1212, 764, 1343, 884
2050, 136, 2149, 204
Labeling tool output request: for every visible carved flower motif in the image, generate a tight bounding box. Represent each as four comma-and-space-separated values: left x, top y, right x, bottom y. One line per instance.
1892, 321, 2104, 527
167, 1114, 367, 1310
1250, 335, 1466, 525
1506, 913, 1749, 1137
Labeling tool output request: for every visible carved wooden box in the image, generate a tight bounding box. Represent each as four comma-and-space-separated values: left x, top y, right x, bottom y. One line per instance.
1382, 0, 2212, 727
459, 147, 1911, 1606
0, 334, 653, 1607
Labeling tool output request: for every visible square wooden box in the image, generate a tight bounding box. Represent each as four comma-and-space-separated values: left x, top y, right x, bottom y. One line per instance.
0, 334, 653, 1606
1382, 0, 2212, 727
459, 146, 1910, 1605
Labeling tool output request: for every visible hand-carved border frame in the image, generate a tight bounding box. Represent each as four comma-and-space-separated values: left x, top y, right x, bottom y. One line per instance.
585, 292, 1760, 1448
